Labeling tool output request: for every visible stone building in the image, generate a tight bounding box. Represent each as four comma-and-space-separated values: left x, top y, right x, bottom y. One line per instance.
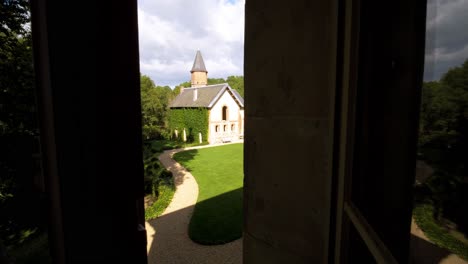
169, 51, 244, 144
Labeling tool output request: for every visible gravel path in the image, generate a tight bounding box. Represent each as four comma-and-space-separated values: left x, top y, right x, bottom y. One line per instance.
145, 143, 242, 264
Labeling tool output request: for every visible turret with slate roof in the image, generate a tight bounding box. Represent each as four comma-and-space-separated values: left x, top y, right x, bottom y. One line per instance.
190, 50, 208, 87
169, 50, 245, 144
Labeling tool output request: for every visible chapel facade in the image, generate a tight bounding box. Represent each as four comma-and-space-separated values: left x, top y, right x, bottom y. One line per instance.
169, 51, 244, 144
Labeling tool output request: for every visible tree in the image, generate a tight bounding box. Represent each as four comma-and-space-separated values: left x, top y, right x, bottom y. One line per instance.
172, 86, 182, 96
226, 76, 244, 97
174, 76, 244, 98
419, 59, 468, 229
420, 60, 468, 177
207, 78, 226, 85
140, 75, 174, 140
0, 0, 36, 135
0, 2, 49, 261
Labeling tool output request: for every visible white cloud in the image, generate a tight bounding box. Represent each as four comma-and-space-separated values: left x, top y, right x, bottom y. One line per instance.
138, 0, 245, 87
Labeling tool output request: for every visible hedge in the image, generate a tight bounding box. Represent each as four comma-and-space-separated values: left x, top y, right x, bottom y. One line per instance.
413, 203, 468, 260
168, 108, 209, 143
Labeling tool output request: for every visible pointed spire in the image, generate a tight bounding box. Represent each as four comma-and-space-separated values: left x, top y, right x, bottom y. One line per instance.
190, 50, 208, 73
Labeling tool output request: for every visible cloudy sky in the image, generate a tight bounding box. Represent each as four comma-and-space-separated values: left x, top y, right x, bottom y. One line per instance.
137, 0, 245, 87
425, 0, 468, 80
137, 0, 467, 86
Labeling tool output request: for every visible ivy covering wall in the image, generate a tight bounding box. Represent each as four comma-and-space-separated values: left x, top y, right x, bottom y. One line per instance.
168, 108, 209, 142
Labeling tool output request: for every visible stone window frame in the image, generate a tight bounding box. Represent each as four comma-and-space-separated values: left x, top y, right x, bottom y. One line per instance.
222, 105, 228, 121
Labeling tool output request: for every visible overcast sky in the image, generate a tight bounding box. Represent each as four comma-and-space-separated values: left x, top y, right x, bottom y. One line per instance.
137, 0, 467, 86
425, 0, 468, 80
138, 0, 244, 87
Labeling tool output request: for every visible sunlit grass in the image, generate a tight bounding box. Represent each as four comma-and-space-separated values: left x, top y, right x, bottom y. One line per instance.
174, 143, 243, 244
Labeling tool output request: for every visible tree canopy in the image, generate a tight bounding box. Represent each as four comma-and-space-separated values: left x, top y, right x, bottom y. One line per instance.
0, 2, 51, 261
0, 0, 36, 135
140, 75, 174, 140
419, 59, 468, 178
174, 76, 244, 97
418, 59, 468, 233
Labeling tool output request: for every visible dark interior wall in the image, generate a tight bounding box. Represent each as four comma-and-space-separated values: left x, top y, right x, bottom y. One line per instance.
347, 0, 426, 262
31, 1, 147, 263
243, 0, 338, 263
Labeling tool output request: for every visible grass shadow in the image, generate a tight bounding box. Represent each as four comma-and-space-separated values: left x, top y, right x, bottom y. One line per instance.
189, 187, 243, 245
146, 188, 242, 264
171, 149, 199, 172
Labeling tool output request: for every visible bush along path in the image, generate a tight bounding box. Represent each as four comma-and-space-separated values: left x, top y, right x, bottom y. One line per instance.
142, 139, 210, 221
412, 203, 468, 263
145, 142, 243, 264
143, 142, 176, 221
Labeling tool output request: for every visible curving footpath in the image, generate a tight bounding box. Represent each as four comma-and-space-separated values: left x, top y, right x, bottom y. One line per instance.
145, 143, 242, 264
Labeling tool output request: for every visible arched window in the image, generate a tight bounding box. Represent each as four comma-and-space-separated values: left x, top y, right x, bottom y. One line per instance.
215, 125, 219, 132
224, 125, 227, 132
231, 124, 235, 131
222, 106, 228, 121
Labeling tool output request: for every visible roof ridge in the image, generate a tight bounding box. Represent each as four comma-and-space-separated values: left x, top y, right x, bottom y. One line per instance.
183, 83, 228, 90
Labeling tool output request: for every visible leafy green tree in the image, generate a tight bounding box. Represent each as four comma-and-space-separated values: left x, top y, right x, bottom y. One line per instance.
419, 59, 468, 229
207, 78, 226, 85
0, 2, 51, 261
176, 81, 191, 88
140, 75, 174, 140
226, 76, 244, 97
172, 86, 182, 96
420, 60, 468, 176
0, 0, 36, 135
174, 76, 244, 98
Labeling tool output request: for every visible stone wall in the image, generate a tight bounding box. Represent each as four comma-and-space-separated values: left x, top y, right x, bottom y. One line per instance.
208, 90, 243, 143
191, 71, 207, 87
244, 0, 338, 263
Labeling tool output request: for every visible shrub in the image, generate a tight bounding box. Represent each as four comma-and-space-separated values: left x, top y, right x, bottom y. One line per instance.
162, 145, 176, 151
160, 170, 173, 179
145, 177, 175, 220
413, 203, 468, 260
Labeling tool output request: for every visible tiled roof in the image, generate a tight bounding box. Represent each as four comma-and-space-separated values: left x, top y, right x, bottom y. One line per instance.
231, 89, 244, 106
169, 83, 244, 108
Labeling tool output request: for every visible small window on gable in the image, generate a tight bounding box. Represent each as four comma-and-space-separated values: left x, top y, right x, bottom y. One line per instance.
222, 106, 228, 121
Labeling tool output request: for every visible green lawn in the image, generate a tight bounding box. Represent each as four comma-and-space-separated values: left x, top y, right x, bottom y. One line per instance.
9, 232, 51, 264
143, 139, 208, 158
173, 143, 243, 245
